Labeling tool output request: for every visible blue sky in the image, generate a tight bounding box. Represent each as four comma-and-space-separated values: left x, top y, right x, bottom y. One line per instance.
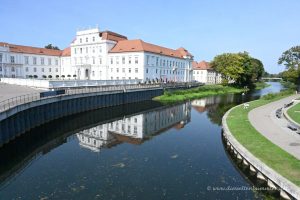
1, 0, 299, 73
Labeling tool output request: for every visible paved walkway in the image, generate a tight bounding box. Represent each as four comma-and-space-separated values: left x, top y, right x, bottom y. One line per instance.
249, 94, 300, 160
0, 83, 42, 102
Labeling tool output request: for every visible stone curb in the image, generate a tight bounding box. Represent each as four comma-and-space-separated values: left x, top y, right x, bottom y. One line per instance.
222, 102, 300, 200
283, 100, 300, 129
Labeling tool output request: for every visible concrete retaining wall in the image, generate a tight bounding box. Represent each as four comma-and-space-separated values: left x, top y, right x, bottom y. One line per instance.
222, 104, 300, 200
0, 88, 163, 146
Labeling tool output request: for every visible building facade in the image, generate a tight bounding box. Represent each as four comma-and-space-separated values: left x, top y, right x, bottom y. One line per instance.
0, 27, 193, 82
192, 61, 222, 84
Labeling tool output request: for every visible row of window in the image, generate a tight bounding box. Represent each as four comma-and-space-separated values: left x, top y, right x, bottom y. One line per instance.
110, 56, 139, 65
25, 67, 59, 73
145, 68, 185, 75
74, 45, 102, 54
74, 57, 102, 65
109, 68, 139, 73
146, 55, 186, 68
78, 36, 97, 44
110, 77, 139, 80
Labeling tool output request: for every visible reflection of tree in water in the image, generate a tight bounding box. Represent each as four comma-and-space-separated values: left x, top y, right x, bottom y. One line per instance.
206, 102, 236, 125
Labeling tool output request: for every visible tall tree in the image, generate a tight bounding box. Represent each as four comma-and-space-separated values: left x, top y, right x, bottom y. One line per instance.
278, 45, 300, 84
210, 53, 245, 85
44, 44, 60, 50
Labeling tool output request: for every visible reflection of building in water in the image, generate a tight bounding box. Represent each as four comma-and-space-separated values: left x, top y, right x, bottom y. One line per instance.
77, 102, 191, 152
191, 95, 235, 113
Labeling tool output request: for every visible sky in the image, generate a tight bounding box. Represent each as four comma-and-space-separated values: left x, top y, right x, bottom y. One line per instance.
1, 0, 299, 74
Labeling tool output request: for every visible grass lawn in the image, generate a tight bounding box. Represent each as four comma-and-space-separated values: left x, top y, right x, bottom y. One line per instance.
154, 85, 246, 102
287, 102, 300, 124
226, 91, 300, 187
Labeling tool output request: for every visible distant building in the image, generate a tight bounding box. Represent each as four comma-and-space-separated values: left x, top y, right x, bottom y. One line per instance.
192, 61, 222, 84
0, 27, 194, 82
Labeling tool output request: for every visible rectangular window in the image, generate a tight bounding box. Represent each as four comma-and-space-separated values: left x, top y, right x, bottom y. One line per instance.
80, 48, 82, 54
146, 55, 150, 65
25, 56, 29, 64
122, 68, 125, 73
56, 68, 58, 72
41, 57, 44, 65
86, 37, 88, 42
86, 47, 88, 53
116, 68, 119, 72
0, 54, 2, 63
55, 59, 58, 66
93, 57, 95, 64
146, 68, 148, 73
0, 66, 2, 71
122, 57, 125, 64
92, 71, 95, 76
129, 68, 131, 73
10, 56, 15, 63
42, 68, 44, 72
99, 46, 102, 53
48, 58, 51, 65
156, 57, 159, 66
129, 57, 131, 64
99, 57, 102, 64
110, 57, 113, 64
80, 38, 82, 43
25, 67, 28, 72
116, 57, 119, 64
34, 67, 37, 72
135, 68, 138, 73
33, 57, 37, 65
49, 68, 51, 72
135, 57, 138, 64
93, 37, 95, 42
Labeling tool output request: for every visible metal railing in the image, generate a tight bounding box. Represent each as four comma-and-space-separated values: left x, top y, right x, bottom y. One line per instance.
0, 82, 202, 114
0, 84, 162, 113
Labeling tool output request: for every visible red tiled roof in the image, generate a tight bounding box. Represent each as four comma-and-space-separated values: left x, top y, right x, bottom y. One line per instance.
192, 60, 211, 70
100, 31, 127, 42
61, 47, 71, 57
109, 39, 193, 59
0, 42, 63, 56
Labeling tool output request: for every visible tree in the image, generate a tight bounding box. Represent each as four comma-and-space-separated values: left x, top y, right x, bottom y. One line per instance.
56, 75, 60, 79
67, 74, 71, 80
42, 75, 47, 79
48, 75, 52, 79
28, 75, 33, 78
33, 75, 38, 79
211, 52, 265, 86
44, 44, 60, 50
211, 53, 245, 85
61, 75, 65, 79
278, 46, 300, 85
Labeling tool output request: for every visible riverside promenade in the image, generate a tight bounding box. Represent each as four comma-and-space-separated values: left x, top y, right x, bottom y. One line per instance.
248, 94, 300, 160
0, 83, 42, 102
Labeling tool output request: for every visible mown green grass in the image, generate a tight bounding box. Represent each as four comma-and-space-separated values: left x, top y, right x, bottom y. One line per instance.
287, 102, 300, 124
154, 85, 246, 102
226, 90, 300, 186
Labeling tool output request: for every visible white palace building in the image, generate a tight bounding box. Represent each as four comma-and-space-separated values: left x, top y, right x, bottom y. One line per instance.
0, 27, 194, 83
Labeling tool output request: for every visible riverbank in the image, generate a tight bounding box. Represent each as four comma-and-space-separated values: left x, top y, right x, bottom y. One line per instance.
225, 90, 300, 188
287, 102, 300, 124
254, 81, 271, 90
153, 85, 246, 102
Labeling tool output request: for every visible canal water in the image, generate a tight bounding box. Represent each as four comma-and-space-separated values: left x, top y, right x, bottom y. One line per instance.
0, 82, 283, 200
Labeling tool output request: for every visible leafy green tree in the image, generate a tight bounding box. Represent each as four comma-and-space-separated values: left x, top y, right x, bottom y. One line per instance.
45, 44, 60, 50
211, 52, 264, 86
211, 53, 244, 84
278, 46, 300, 85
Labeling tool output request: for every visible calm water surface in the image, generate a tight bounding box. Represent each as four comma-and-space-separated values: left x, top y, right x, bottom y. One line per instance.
0, 82, 283, 200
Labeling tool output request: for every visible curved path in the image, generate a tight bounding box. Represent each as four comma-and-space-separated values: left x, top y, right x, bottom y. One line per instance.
249, 94, 300, 160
